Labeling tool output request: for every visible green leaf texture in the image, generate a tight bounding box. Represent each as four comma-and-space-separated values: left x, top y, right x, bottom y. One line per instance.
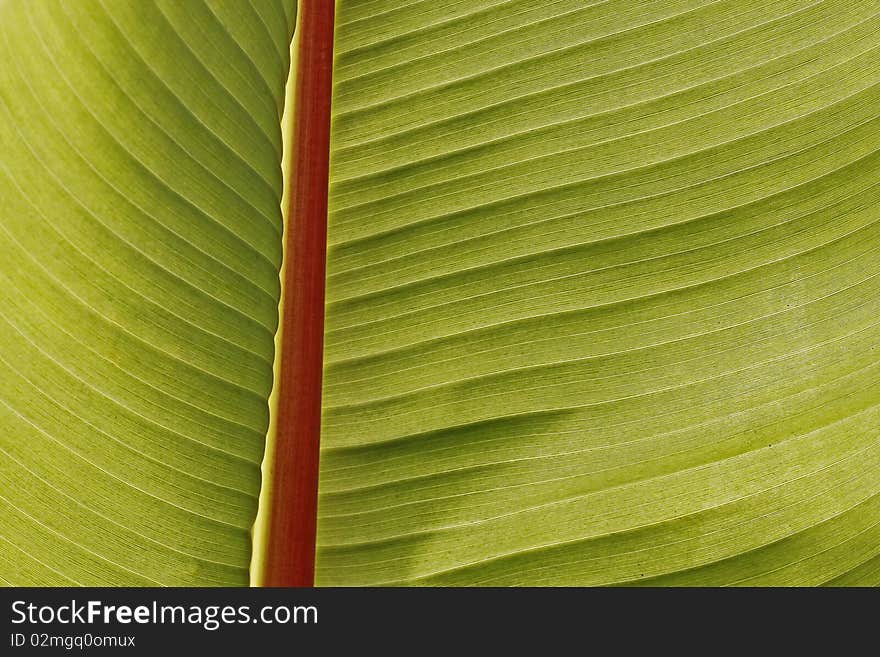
316, 0, 880, 585
0, 0, 294, 585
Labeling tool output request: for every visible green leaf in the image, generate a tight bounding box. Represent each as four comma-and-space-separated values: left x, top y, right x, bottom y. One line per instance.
0, 0, 294, 585
3, 0, 880, 588
315, 0, 880, 585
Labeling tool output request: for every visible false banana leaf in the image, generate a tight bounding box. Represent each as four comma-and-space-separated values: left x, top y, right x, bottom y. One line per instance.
1, 0, 879, 586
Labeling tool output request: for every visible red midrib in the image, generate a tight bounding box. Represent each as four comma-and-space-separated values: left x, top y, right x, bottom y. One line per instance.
262, 0, 336, 587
